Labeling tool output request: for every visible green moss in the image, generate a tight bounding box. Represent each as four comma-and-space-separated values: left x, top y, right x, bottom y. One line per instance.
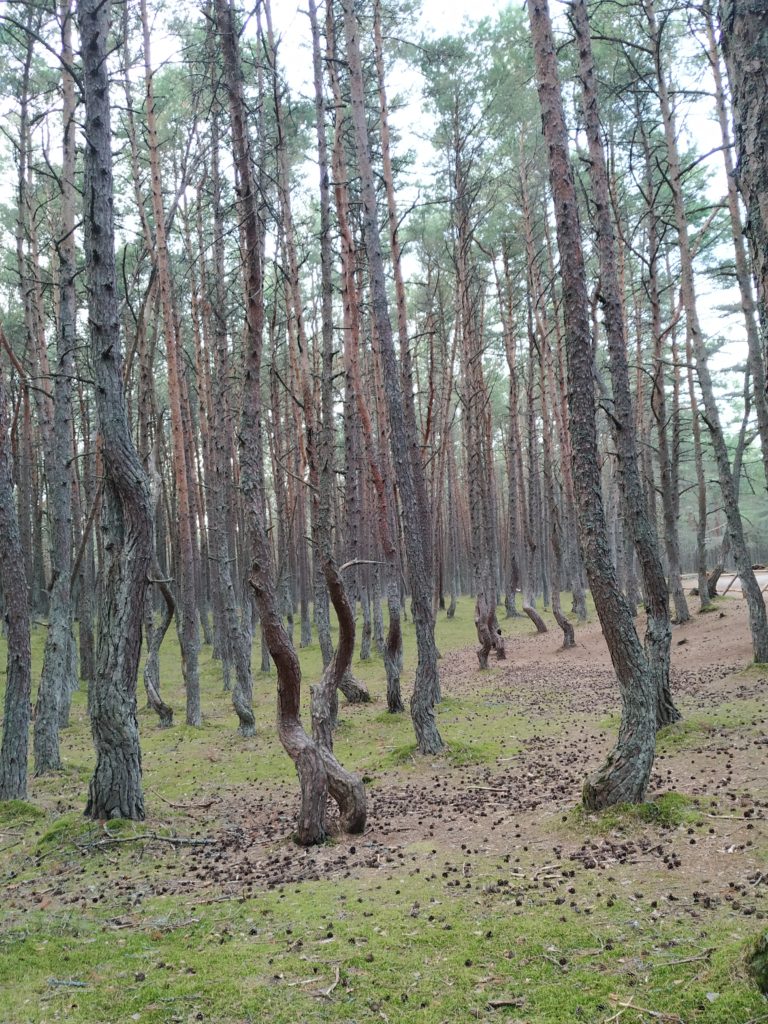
746, 929, 768, 994
571, 792, 702, 833
0, 800, 45, 825
656, 717, 718, 751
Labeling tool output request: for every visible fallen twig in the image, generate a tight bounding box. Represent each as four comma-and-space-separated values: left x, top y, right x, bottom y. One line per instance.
315, 965, 340, 999
654, 948, 714, 968
147, 788, 220, 812
609, 995, 684, 1023
76, 832, 217, 851
48, 978, 87, 988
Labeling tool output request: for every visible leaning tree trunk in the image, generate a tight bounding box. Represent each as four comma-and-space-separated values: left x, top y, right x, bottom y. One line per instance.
78, 0, 154, 821
704, 4, 768, 494
571, 0, 677, 728
343, 0, 442, 752
0, 348, 32, 801
529, 0, 656, 809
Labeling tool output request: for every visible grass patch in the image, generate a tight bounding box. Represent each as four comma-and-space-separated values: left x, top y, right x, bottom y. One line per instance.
0, 800, 45, 825
656, 717, 719, 751
570, 792, 702, 833
0, 868, 764, 1023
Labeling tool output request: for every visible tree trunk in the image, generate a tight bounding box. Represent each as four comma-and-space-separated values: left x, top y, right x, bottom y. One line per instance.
529, 0, 656, 808
140, 0, 200, 726
143, 565, 174, 728
216, 0, 364, 843
0, 347, 32, 801
720, 0, 768, 377
571, 0, 677, 727
78, 0, 153, 821
649, 0, 768, 660
34, 0, 78, 771
342, 0, 442, 751
704, 4, 768, 494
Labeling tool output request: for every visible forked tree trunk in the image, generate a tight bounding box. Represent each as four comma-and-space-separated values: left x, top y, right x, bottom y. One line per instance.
571, 0, 678, 727
78, 0, 154, 821
0, 351, 32, 800
529, 0, 656, 808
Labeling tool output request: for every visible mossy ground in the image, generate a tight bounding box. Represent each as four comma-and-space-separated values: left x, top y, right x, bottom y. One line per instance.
1, 596, 766, 1023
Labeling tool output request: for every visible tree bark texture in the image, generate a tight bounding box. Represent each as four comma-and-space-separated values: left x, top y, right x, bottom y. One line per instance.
342, 0, 442, 752
720, 0, 768, 377
0, 352, 32, 801
216, 0, 364, 844
571, 0, 677, 728
78, 0, 153, 821
529, 0, 656, 808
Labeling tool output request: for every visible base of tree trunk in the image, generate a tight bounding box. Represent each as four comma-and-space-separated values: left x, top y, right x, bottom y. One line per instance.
410, 683, 443, 755
523, 603, 548, 634
85, 745, 145, 821
582, 728, 654, 810
339, 671, 371, 703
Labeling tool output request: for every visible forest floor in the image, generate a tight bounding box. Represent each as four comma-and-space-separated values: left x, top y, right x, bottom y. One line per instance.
0, 594, 766, 1024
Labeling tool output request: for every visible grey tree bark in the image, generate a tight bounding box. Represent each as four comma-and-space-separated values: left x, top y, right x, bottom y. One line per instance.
529, 0, 656, 808
648, 0, 768, 661
216, 0, 364, 843
342, 0, 442, 752
571, 0, 678, 728
34, 0, 78, 772
720, 0, 768, 377
0, 348, 32, 801
78, 0, 153, 821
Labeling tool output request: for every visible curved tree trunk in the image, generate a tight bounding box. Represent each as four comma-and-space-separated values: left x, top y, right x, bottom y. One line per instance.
342, 0, 442, 751
720, 0, 768, 377
216, 0, 364, 844
140, 0, 200, 727
648, 0, 768, 660
143, 565, 174, 728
